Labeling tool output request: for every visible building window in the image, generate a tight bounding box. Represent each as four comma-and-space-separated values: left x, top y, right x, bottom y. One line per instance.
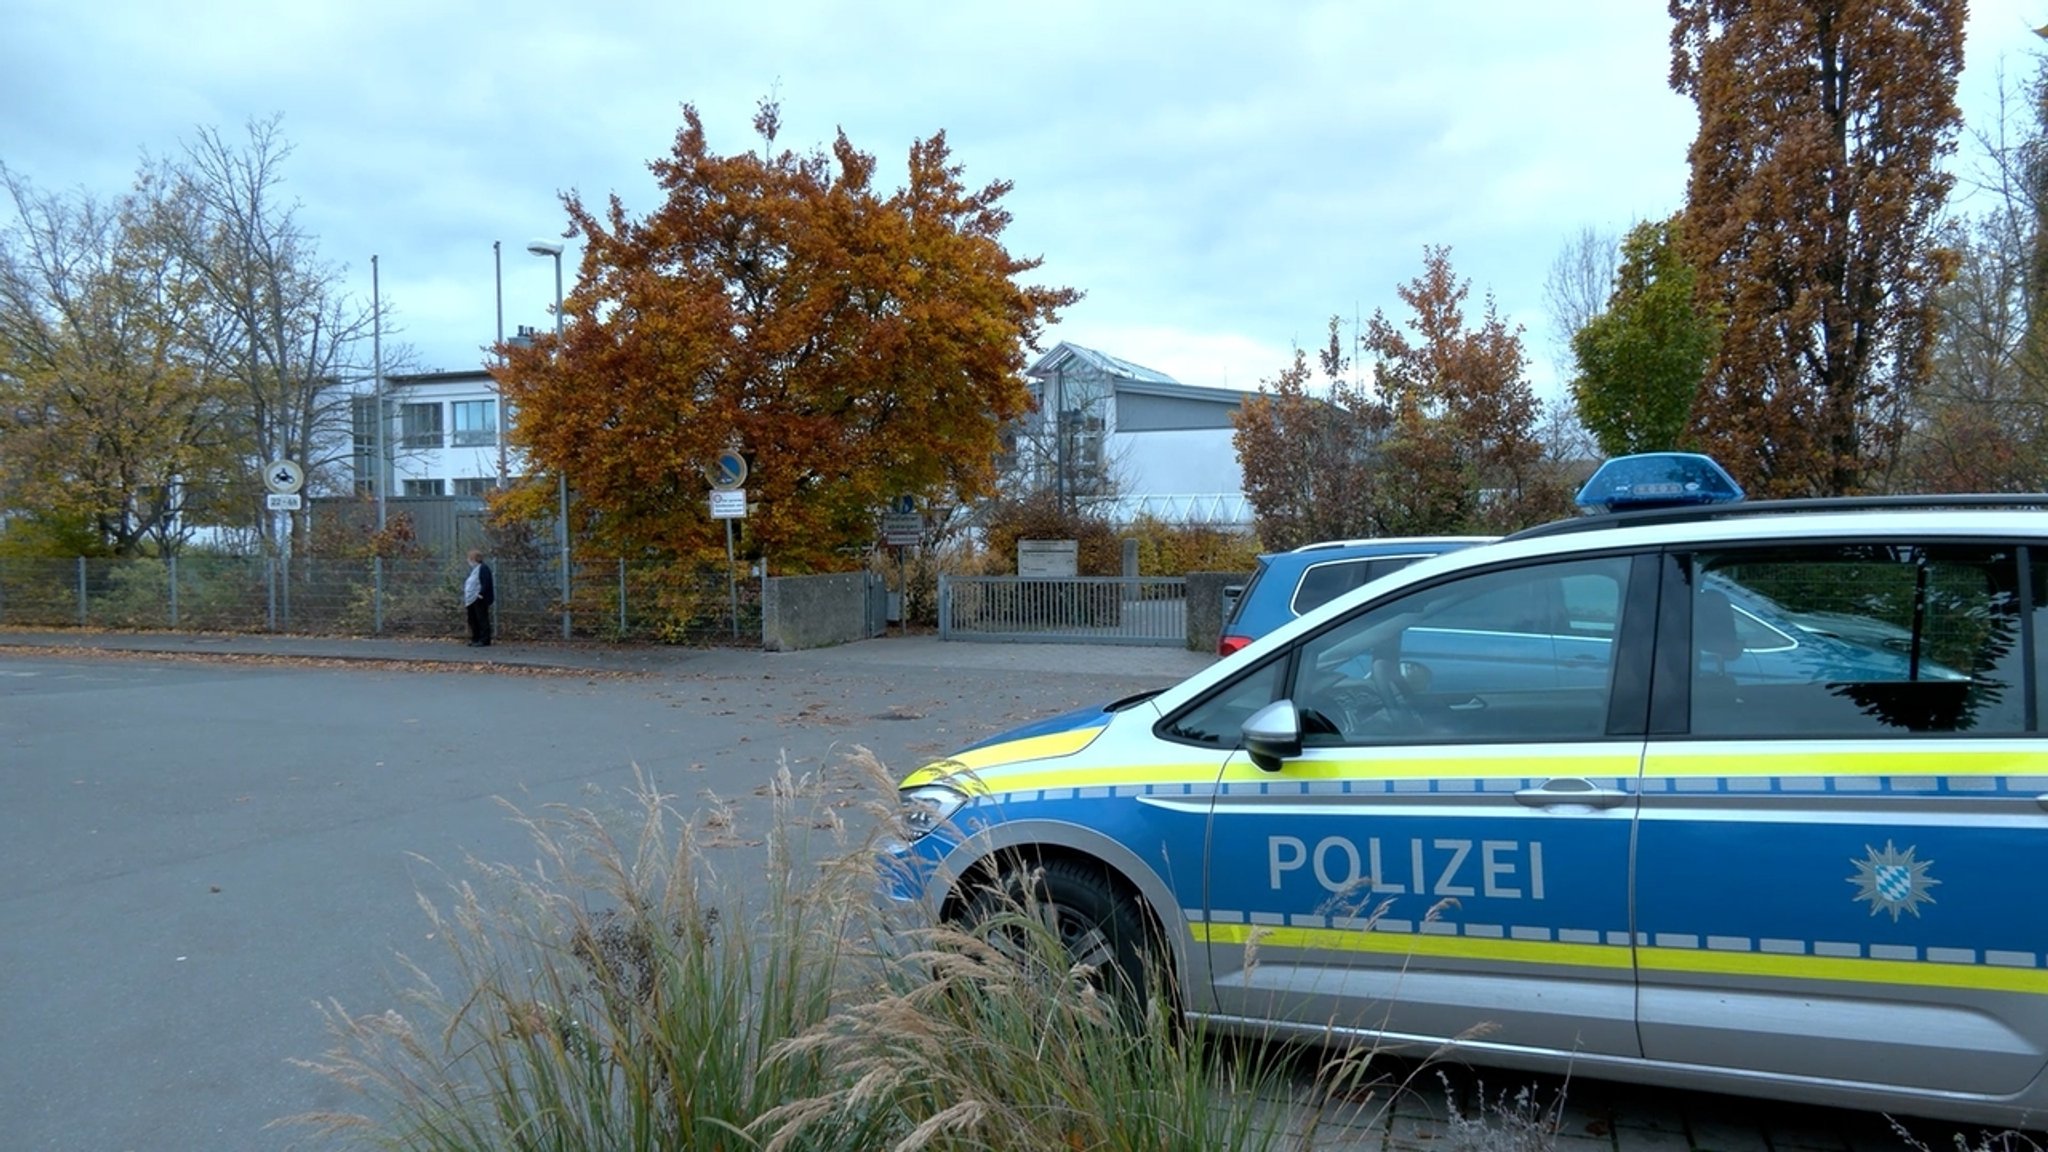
452, 477, 495, 497
401, 402, 444, 448
452, 399, 497, 447
351, 395, 385, 489
403, 479, 446, 497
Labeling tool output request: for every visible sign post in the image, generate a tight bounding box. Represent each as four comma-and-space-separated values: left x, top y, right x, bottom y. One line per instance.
882, 495, 924, 633
708, 450, 749, 640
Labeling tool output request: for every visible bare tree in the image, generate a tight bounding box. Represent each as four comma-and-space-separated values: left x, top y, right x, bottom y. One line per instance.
1543, 225, 1620, 365
1901, 56, 2048, 491
167, 116, 391, 554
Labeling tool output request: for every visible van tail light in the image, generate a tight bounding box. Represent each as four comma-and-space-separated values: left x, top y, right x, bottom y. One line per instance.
1218, 635, 1251, 657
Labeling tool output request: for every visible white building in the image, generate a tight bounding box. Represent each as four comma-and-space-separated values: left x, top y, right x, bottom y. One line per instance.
352, 368, 520, 497
1021, 342, 1252, 526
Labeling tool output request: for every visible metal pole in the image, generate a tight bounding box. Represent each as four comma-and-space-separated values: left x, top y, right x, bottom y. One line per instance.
266, 558, 276, 631
617, 557, 627, 637
373, 254, 386, 532
1054, 361, 1066, 514
493, 241, 507, 488
551, 252, 569, 641
373, 556, 384, 634
724, 519, 739, 640
168, 556, 179, 629
76, 556, 86, 626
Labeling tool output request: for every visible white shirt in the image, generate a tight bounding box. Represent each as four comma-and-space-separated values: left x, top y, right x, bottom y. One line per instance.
464, 563, 483, 606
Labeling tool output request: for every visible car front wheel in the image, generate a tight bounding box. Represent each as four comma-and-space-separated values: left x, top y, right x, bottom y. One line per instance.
958, 856, 1166, 1012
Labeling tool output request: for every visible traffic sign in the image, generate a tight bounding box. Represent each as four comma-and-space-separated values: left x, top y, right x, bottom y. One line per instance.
265, 493, 303, 511
263, 459, 304, 495
709, 488, 747, 519
710, 449, 749, 490
882, 512, 923, 546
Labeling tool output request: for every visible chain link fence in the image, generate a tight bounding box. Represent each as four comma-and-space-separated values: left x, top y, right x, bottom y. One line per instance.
0, 556, 762, 645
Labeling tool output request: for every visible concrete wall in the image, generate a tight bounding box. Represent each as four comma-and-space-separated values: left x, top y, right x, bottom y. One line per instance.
762, 571, 879, 652
1184, 570, 1251, 654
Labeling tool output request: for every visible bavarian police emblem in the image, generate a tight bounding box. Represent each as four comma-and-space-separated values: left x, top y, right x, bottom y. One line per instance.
1848, 840, 1938, 922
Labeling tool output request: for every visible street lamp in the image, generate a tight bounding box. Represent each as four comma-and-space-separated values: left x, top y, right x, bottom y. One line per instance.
528, 239, 570, 640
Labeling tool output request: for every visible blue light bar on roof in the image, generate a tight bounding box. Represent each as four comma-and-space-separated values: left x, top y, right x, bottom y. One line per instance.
1575, 452, 1745, 513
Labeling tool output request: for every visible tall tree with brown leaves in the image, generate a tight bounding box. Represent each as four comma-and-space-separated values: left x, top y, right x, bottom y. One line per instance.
492, 102, 1076, 572
1670, 0, 1964, 496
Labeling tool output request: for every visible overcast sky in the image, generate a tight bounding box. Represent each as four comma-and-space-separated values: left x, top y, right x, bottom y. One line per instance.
3, 1, 2041, 400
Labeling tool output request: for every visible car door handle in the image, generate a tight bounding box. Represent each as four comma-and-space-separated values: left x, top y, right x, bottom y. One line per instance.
2038, 793, 2048, 812
1515, 778, 1630, 810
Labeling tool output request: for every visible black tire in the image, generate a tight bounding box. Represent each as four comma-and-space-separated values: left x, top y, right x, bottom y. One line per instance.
958, 856, 1166, 1011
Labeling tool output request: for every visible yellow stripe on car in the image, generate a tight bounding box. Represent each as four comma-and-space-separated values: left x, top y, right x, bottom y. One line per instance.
1193, 921, 1631, 971
1192, 922, 2048, 996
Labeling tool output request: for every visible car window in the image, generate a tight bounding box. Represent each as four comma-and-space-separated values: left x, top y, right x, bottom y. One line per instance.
1423, 576, 1557, 636
1289, 555, 1437, 618
1163, 656, 1288, 746
1291, 559, 1373, 616
1690, 544, 2023, 737
1291, 556, 1630, 745
1559, 574, 1618, 637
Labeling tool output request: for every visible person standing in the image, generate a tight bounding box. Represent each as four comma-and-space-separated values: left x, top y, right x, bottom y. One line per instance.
464, 549, 495, 646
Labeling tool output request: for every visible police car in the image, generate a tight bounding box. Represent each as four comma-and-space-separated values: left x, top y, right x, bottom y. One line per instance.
884, 454, 2048, 1126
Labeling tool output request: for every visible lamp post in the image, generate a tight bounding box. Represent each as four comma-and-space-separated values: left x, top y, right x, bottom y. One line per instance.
372, 253, 385, 532
527, 240, 570, 640
493, 240, 507, 488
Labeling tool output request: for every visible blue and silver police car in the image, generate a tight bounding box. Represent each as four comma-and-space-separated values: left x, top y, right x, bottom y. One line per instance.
885, 454, 2048, 1127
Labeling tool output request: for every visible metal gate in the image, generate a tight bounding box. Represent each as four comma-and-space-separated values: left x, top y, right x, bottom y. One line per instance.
937, 575, 1187, 645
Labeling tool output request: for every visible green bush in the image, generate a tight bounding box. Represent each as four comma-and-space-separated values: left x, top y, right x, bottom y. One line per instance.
1125, 515, 1261, 576
93, 560, 174, 628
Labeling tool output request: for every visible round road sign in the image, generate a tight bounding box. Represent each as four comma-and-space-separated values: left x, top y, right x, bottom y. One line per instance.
263, 460, 305, 495
710, 449, 749, 490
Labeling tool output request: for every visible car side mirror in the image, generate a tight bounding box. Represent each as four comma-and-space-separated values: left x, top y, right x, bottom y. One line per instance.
1242, 700, 1302, 772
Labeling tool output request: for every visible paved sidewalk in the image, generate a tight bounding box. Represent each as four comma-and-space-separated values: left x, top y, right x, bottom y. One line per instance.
0, 626, 1219, 680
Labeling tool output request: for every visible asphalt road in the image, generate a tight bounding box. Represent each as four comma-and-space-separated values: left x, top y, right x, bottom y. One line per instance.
0, 636, 1203, 1152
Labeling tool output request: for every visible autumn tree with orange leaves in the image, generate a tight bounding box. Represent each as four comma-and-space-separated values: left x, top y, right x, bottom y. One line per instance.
492, 101, 1076, 572
1235, 249, 1571, 545
1670, 0, 1964, 497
